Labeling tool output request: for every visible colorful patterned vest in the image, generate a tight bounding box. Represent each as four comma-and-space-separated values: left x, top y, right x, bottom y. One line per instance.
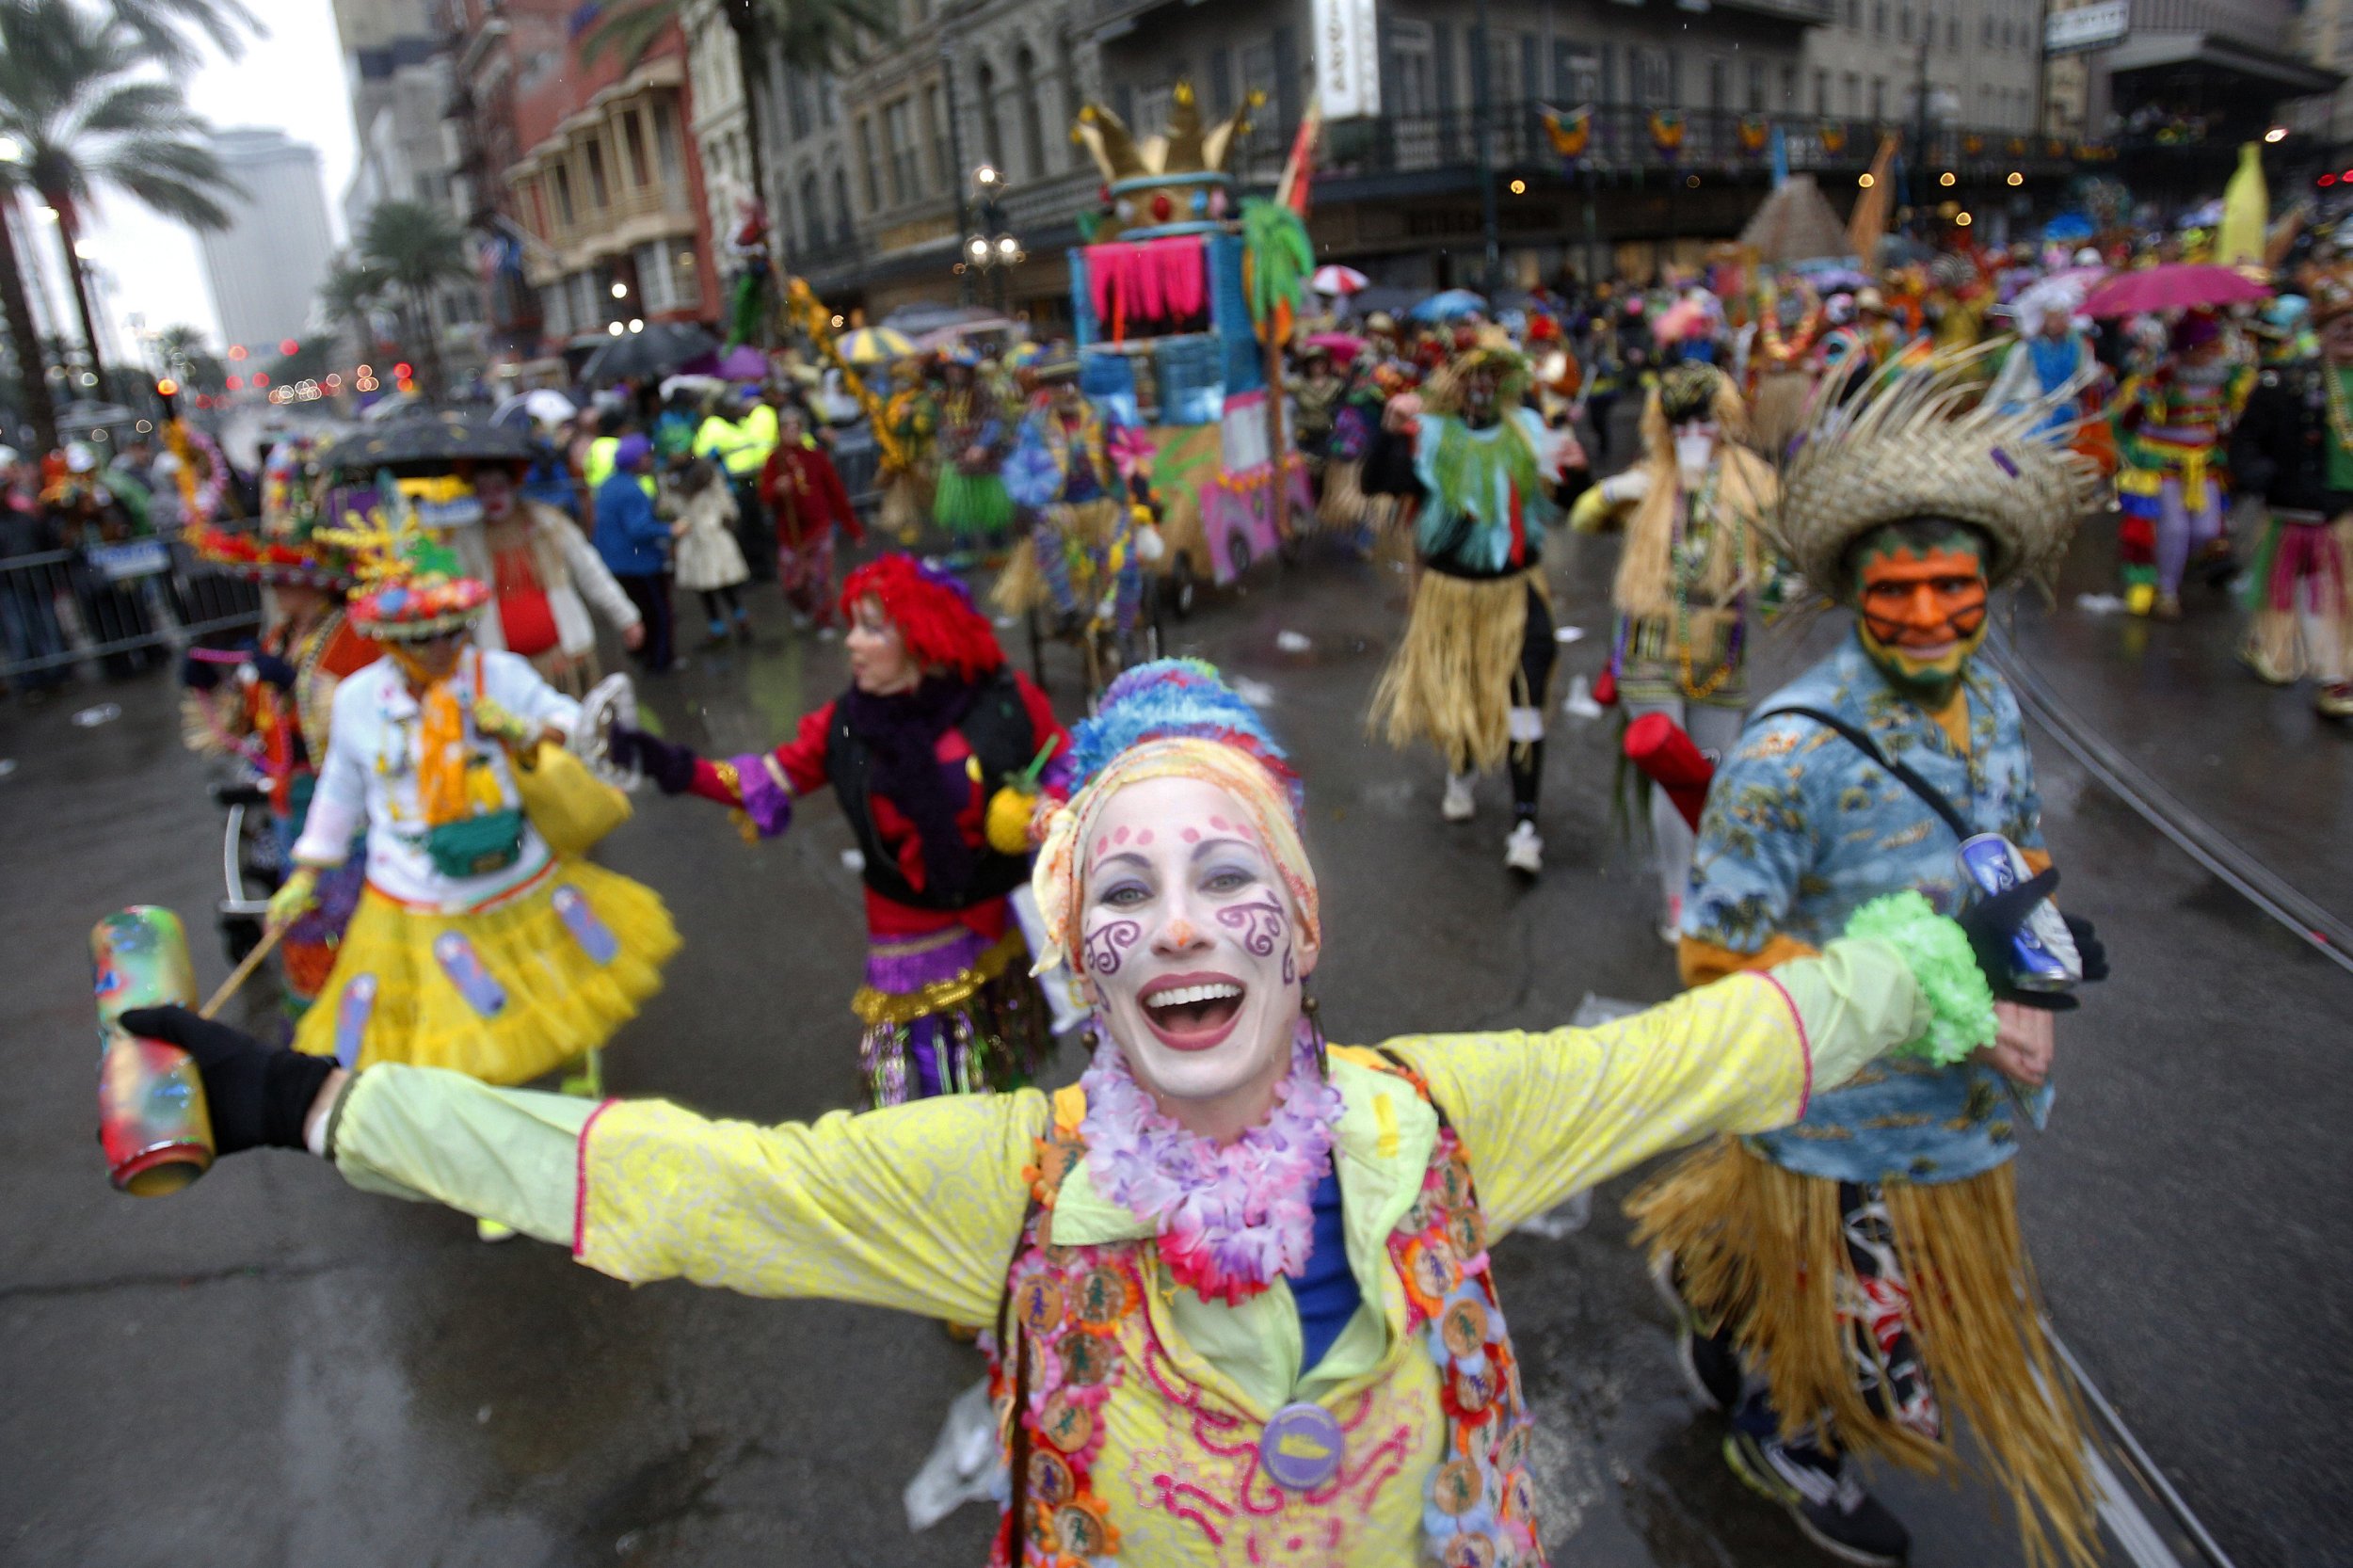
984, 1050, 1545, 1568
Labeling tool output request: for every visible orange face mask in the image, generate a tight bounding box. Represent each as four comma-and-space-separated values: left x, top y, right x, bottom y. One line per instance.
1853, 531, 1989, 697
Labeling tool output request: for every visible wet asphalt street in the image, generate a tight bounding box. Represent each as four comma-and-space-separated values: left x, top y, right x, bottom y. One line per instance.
3, 493, 2346, 1567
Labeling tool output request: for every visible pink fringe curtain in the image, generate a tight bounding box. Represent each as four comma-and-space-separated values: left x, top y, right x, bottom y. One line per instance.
1086, 237, 1207, 341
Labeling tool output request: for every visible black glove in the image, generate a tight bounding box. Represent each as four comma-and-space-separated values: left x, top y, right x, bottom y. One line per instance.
1953, 867, 2078, 1012
2063, 911, 2107, 984
117, 1006, 337, 1155
608, 724, 698, 795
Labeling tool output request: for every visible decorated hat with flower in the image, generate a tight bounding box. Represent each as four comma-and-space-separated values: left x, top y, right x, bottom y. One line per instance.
318, 479, 490, 641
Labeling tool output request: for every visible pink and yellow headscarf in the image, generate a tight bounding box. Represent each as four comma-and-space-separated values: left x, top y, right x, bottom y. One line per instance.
1030, 662, 1318, 975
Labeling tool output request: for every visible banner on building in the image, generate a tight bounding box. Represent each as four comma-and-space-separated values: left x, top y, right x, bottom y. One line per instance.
1311, 0, 1381, 119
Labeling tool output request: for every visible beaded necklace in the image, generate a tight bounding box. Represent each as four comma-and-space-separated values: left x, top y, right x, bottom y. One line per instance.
1672, 468, 1745, 699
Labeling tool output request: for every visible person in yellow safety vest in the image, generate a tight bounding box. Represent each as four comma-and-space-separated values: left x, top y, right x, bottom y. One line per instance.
694, 391, 779, 580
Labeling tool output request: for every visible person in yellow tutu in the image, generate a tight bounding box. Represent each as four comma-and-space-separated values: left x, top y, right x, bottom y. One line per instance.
269, 501, 679, 1242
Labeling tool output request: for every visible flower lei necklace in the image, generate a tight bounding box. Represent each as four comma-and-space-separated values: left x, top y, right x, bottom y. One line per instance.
1078, 1023, 1343, 1307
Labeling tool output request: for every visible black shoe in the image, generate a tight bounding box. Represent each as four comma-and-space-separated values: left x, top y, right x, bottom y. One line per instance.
1722, 1428, 1910, 1566
1648, 1251, 1744, 1411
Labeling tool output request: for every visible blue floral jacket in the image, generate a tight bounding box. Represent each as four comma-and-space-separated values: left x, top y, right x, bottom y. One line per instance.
1680, 632, 2054, 1184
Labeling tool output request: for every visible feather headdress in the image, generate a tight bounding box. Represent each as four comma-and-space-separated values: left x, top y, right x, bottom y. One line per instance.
1770, 344, 2096, 604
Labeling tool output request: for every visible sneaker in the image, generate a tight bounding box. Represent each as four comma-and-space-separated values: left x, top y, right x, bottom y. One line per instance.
2152, 590, 2184, 622
1504, 821, 1544, 877
2319, 681, 2353, 719
2240, 641, 2292, 685
1647, 1252, 1744, 1411
1441, 773, 1477, 823
476, 1217, 519, 1243
1722, 1428, 1911, 1567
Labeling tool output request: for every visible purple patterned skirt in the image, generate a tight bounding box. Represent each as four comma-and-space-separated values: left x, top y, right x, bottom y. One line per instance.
851, 920, 1054, 1107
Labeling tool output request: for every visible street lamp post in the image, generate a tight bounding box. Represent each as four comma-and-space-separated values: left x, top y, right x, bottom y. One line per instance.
942, 46, 975, 307
966, 165, 1021, 312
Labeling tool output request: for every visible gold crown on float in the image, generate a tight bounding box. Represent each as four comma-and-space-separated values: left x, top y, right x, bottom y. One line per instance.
1075, 80, 1257, 191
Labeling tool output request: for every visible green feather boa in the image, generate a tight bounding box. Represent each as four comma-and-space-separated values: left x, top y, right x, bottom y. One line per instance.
1842, 890, 1998, 1064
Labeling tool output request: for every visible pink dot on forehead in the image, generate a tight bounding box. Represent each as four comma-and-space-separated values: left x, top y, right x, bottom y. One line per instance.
1209, 815, 1232, 831
1113, 825, 1131, 844
1134, 829, 1154, 845
1180, 826, 1200, 843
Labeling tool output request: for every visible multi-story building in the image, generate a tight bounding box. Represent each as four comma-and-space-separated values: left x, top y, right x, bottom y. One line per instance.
195, 129, 337, 356
335, 0, 484, 381
440, 0, 721, 372
687, 0, 2212, 318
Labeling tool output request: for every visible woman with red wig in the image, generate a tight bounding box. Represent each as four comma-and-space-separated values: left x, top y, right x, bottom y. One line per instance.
612, 553, 1068, 1105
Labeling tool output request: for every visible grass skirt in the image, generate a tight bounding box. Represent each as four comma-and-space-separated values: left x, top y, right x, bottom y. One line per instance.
1369, 566, 1546, 775
880, 468, 936, 542
1627, 1137, 2100, 1568
936, 467, 1014, 537
293, 859, 680, 1084
851, 925, 1053, 1107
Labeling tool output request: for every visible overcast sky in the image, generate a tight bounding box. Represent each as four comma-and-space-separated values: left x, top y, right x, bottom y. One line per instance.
38, 3, 358, 363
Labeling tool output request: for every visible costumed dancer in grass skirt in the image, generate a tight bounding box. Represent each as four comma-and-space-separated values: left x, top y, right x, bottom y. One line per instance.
1569, 362, 1779, 936
276, 502, 678, 1133
1629, 352, 2110, 1567
131, 657, 2066, 1568
934, 346, 1016, 550
992, 359, 1143, 640
1369, 328, 1574, 876
879, 356, 941, 544
2113, 310, 2255, 619
614, 553, 1068, 1106
2227, 269, 2353, 718
181, 451, 379, 1006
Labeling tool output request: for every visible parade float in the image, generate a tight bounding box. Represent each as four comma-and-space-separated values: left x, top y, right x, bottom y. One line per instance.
1067, 85, 1314, 612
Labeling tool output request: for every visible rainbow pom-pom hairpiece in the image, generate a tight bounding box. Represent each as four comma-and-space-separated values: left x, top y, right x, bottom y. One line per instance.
1067, 659, 1300, 808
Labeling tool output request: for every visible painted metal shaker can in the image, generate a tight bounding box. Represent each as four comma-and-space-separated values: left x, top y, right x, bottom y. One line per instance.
1955, 834, 2080, 993
91, 906, 214, 1195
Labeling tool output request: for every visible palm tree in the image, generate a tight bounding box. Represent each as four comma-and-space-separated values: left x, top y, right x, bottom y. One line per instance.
358, 200, 470, 399
0, 0, 238, 423
317, 255, 386, 366
104, 0, 264, 72
581, 0, 894, 276
152, 319, 222, 387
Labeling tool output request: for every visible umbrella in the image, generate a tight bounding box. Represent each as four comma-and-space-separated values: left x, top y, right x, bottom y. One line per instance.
658, 373, 727, 401
839, 326, 920, 364
490, 387, 577, 431
317, 411, 535, 473
1311, 264, 1369, 296
577, 321, 720, 385
2082, 264, 2270, 317
2041, 213, 2097, 243
1739, 175, 1852, 264
1304, 331, 1369, 359
716, 344, 769, 381
1410, 288, 1487, 322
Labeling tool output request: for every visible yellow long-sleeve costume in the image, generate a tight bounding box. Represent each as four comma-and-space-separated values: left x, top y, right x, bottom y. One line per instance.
322, 942, 1935, 1567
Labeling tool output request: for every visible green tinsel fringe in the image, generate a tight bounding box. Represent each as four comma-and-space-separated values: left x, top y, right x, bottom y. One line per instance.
1843, 890, 1997, 1065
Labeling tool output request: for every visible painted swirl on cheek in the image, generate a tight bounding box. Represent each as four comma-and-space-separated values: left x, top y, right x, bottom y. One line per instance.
1213, 899, 1286, 958
1083, 918, 1142, 975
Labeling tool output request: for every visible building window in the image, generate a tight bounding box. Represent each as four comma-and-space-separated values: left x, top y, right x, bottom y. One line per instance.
1016, 46, 1045, 181
584, 139, 610, 208
652, 101, 681, 187
543, 280, 571, 340
1058, 30, 1081, 169
1209, 46, 1234, 117
856, 116, 882, 210
1389, 20, 1435, 117
831, 168, 853, 240
800, 171, 824, 251
1900, 5, 1912, 41
1872, 0, 1886, 36
552, 164, 575, 227
1781, 64, 1797, 107
1844, 0, 1859, 25
1747, 60, 1764, 110
1843, 72, 1860, 114
1708, 56, 1728, 112
1632, 47, 1671, 107
622, 108, 648, 186
924, 82, 948, 194
1553, 42, 1597, 104
787, 70, 812, 140
884, 96, 919, 203
1241, 40, 1277, 119
976, 58, 1003, 170
1871, 77, 1885, 119
1813, 69, 1828, 115
1947, 13, 1960, 47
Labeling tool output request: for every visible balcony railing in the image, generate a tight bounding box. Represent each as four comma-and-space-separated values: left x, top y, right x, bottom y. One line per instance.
2129, 0, 2296, 50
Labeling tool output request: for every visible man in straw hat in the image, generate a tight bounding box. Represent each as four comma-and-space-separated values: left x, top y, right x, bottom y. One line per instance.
1630, 351, 2111, 1567
1369, 328, 1576, 875
2225, 269, 2353, 716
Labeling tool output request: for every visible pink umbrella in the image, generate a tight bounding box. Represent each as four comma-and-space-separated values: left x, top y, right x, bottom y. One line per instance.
2082, 263, 2269, 317
1304, 331, 1369, 359
1311, 264, 1370, 296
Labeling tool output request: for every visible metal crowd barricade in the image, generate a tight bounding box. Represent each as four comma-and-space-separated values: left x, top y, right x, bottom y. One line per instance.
0, 530, 264, 684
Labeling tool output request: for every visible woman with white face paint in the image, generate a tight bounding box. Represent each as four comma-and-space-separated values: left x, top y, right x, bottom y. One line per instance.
1571, 361, 1779, 938
124, 658, 2054, 1568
